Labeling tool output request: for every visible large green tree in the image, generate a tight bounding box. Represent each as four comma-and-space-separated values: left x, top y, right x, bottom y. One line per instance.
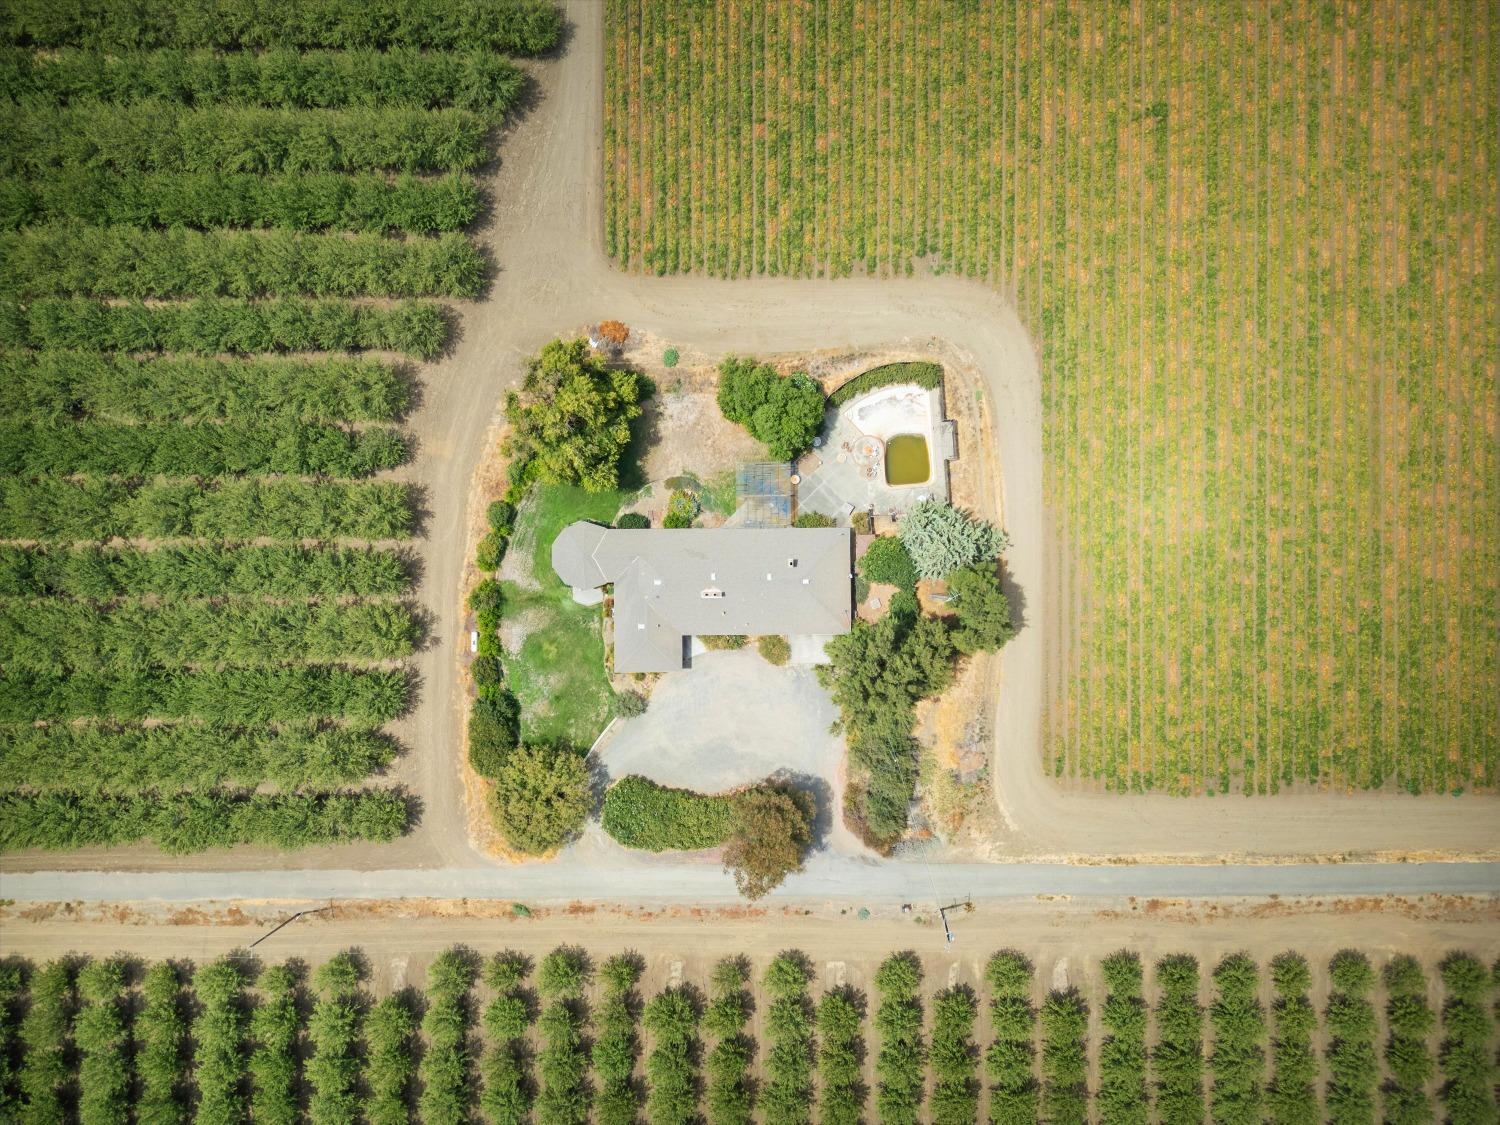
898, 501, 1008, 580
947, 563, 1014, 653
489, 745, 590, 855
716, 356, 825, 460
505, 337, 642, 492
721, 786, 815, 899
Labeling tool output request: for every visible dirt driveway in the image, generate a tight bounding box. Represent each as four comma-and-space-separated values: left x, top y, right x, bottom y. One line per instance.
581, 650, 869, 860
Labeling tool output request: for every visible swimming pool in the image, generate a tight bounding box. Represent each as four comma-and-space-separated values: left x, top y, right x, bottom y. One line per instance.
884, 433, 931, 486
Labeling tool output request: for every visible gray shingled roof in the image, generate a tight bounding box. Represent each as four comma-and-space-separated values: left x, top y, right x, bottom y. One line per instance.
552, 522, 854, 672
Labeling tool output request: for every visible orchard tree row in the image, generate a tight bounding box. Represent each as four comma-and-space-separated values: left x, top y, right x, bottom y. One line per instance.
0, 946, 1493, 1123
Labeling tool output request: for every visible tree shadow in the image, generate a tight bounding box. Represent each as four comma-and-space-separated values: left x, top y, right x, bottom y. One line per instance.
768, 769, 835, 852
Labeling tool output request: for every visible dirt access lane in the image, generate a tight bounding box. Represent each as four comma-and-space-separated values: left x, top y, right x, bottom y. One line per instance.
3, 0, 1495, 884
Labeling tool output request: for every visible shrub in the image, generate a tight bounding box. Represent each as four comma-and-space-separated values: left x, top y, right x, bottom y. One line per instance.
505, 338, 642, 493
792, 511, 836, 528
0, 351, 408, 423
757, 635, 791, 665
611, 689, 648, 718
858, 537, 919, 591
700, 633, 748, 650
706, 959, 755, 1125
930, 987, 980, 1125
663, 488, 699, 528
645, 987, 702, 1125
601, 776, 737, 851
469, 692, 519, 768
0, 722, 396, 795
487, 501, 517, 533
539, 948, 591, 1001
947, 563, 1015, 653
489, 746, 590, 855
614, 511, 650, 529
898, 501, 1009, 580
3, 104, 489, 175
716, 356, 826, 460
366, 994, 418, 1125
721, 786, 815, 900
762, 955, 814, 1125
1381, 955, 1434, 1125
0, 0, 564, 53
1153, 954, 1204, 1125
1325, 950, 1377, 1125
984, 951, 1038, 1125
249, 964, 300, 1125
873, 952, 925, 1125
419, 948, 478, 1125
1266, 953, 1318, 1125
851, 510, 874, 535
663, 346, 680, 367
0, 226, 485, 300
1098, 952, 1148, 1125
475, 531, 508, 571
828, 362, 943, 408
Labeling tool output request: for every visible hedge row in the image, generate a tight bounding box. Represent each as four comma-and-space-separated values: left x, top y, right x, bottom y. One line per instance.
137, 963, 189, 1122
482, 953, 535, 1125
308, 954, 364, 1123
0, 664, 408, 724
761, 955, 814, 1125
0, 0, 563, 54
1436, 953, 1493, 1125
0, 721, 396, 794
3, 104, 488, 175
1209, 954, 1266, 1125
984, 951, 1039, 1125
249, 963, 299, 1123
1, 47, 525, 115
193, 960, 249, 1123
0, 598, 418, 671
75, 960, 130, 1125
0, 544, 410, 598
1040, 990, 1089, 1125
1324, 951, 1377, 1124
705, 960, 755, 1125
592, 956, 639, 1125
599, 774, 737, 851
1, 226, 485, 300
0, 350, 409, 423
0, 787, 409, 853
1381, 955, 1434, 1125
818, 987, 866, 1125
828, 361, 943, 408
536, 995, 590, 1125
2, 297, 447, 357
2, 169, 480, 234
1098, 952, 1148, 1125
366, 992, 418, 1125
1153, 954, 1204, 1125
1266, 954, 1318, 1125
0, 420, 406, 477
0, 477, 412, 541
930, 987, 980, 1125
874, 952, 925, 1125
645, 987, 702, 1125
16, 960, 71, 1120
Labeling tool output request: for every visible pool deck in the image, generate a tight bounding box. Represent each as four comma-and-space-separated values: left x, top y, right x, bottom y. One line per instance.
796, 383, 952, 521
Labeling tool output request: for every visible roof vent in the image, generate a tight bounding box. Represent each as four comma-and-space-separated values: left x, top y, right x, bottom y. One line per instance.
787, 557, 798, 567
701, 587, 724, 599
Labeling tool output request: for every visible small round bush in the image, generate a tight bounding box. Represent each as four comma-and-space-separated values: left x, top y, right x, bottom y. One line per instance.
662, 347, 680, 368
757, 635, 790, 665
664, 489, 698, 529
859, 536, 919, 591
850, 510, 874, 536
487, 500, 516, 532
468, 578, 503, 615
612, 690, 648, 718
469, 699, 518, 778
615, 512, 651, 529
475, 531, 507, 571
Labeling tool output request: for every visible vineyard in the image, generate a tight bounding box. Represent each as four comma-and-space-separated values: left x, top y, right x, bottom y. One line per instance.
604, 1, 1500, 795
0, 945, 1494, 1124
0, 0, 562, 853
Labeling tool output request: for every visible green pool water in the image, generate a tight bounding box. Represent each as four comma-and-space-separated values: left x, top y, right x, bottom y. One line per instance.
884, 433, 931, 486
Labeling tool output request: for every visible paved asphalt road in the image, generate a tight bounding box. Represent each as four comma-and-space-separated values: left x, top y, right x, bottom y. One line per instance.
5, 858, 1498, 907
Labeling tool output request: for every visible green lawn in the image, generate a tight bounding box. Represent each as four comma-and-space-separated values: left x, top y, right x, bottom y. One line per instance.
501, 483, 626, 750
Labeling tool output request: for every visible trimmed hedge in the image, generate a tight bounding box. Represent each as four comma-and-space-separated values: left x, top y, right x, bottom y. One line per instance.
873, 952, 925, 1125
591, 955, 640, 1125
0, 0, 564, 54
0, 420, 407, 477
0, 665, 409, 724
1, 226, 484, 300
2, 169, 479, 234
0, 788, 410, 853
1325, 950, 1377, 1125
1266, 953, 1318, 1125
1381, 955, 1434, 1125
1208, 954, 1266, 1125
600, 775, 737, 851
645, 987, 703, 1125
828, 361, 943, 408
1153, 954, 1204, 1125
0, 47, 525, 115
0, 598, 418, 671
930, 987, 980, 1125
1098, 951, 1148, 1125
818, 987, 866, 1125
0, 477, 413, 541
2, 297, 447, 357
2, 104, 488, 175
1040, 990, 1089, 1125
0, 544, 410, 598
0, 351, 408, 423
0, 721, 396, 794
762, 954, 814, 1125
705, 959, 754, 1125
249, 963, 300, 1124
366, 993, 418, 1125
984, 950, 1038, 1125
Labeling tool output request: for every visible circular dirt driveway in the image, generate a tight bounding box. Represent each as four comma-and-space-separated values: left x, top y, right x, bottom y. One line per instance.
571, 650, 873, 865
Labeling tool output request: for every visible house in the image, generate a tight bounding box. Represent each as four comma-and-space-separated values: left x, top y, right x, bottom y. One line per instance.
551, 521, 853, 672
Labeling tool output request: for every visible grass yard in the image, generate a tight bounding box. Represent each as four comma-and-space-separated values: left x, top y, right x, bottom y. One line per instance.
501, 483, 626, 749
605, 0, 1499, 795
